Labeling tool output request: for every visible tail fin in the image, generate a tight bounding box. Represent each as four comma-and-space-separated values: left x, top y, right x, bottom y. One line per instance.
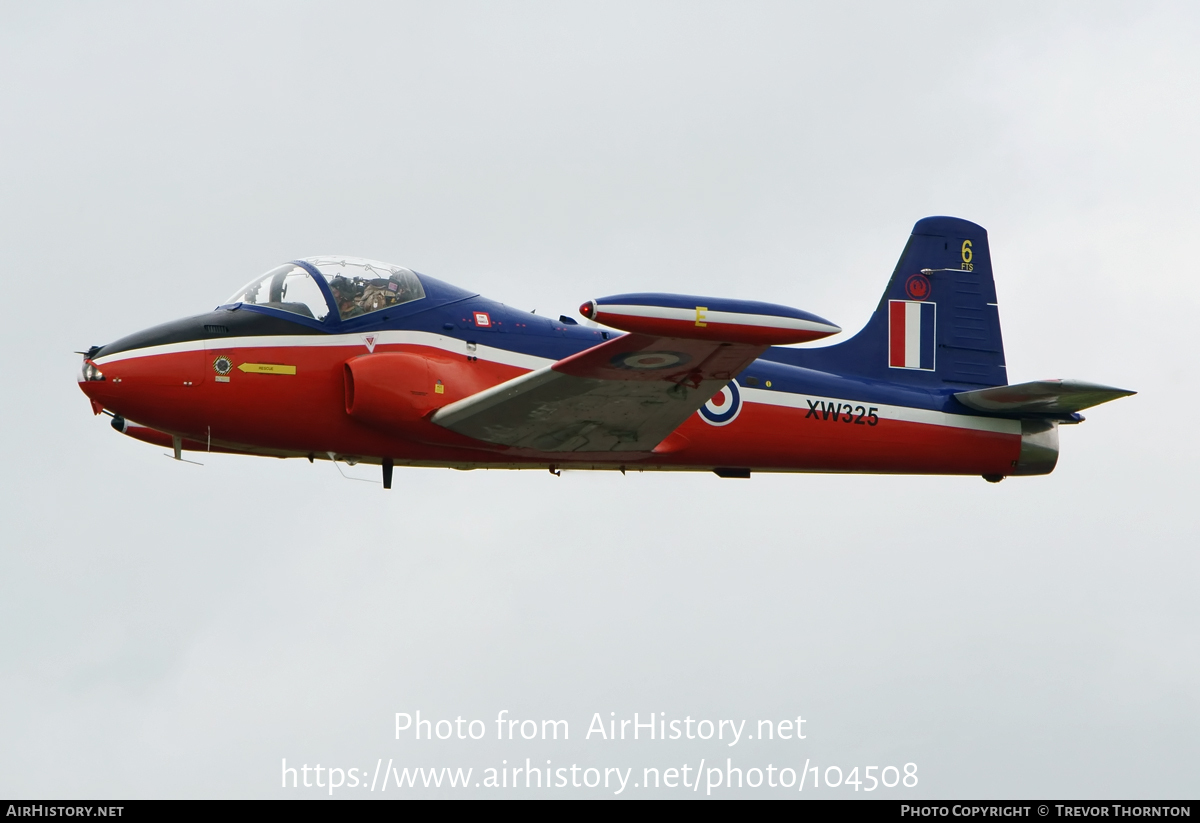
771, 216, 1007, 388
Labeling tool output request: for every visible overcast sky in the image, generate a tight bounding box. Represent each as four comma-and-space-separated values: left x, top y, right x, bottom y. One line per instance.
1, 1, 1196, 798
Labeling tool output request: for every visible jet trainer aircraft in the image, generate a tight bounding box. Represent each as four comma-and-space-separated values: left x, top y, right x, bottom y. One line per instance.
78, 217, 1133, 486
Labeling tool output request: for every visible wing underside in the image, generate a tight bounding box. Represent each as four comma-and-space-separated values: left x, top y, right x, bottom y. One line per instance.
431, 334, 765, 453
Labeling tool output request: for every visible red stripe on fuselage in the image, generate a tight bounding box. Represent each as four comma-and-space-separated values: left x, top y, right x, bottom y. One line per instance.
82, 342, 528, 463
81, 340, 1021, 475
598, 314, 831, 345
668, 400, 1020, 475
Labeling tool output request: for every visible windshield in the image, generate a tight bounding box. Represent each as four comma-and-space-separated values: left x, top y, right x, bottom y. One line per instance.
225, 263, 331, 321
304, 256, 425, 320
225, 257, 426, 322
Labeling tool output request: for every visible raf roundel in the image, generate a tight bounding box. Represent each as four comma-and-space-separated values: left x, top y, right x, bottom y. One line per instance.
616, 351, 688, 370
699, 381, 742, 426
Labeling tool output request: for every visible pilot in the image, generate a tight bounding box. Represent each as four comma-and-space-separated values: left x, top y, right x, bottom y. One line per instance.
328, 275, 364, 318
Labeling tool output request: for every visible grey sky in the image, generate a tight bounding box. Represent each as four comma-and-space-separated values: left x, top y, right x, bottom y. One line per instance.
0, 1, 1196, 798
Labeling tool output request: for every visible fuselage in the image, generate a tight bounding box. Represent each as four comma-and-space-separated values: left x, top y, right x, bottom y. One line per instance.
78, 261, 1031, 477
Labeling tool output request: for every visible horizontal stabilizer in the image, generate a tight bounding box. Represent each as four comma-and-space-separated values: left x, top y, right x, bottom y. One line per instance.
955, 379, 1135, 415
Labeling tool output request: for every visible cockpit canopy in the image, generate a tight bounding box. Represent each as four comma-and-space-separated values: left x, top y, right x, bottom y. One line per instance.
225, 257, 425, 323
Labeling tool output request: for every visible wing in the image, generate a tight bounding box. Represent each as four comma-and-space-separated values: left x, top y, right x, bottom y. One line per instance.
955, 379, 1135, 415
430, 334, 765, 453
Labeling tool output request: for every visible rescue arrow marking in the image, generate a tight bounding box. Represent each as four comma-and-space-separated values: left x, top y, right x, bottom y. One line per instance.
237, 363, 297, 375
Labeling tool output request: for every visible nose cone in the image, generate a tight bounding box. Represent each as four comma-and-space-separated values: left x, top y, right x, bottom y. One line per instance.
80, 342, 207, 432
78, 314, 217, 432
78, 306, 320, 434
77, 359, 110, 412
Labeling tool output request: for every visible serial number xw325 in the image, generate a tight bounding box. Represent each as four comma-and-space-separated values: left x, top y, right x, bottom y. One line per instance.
804, 400, 880, 426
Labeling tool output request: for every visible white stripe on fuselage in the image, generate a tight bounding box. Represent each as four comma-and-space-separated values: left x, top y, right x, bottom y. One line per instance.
740, 386, 1020, 435
95, 332, 1016, 435
93, 330, 552, 372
